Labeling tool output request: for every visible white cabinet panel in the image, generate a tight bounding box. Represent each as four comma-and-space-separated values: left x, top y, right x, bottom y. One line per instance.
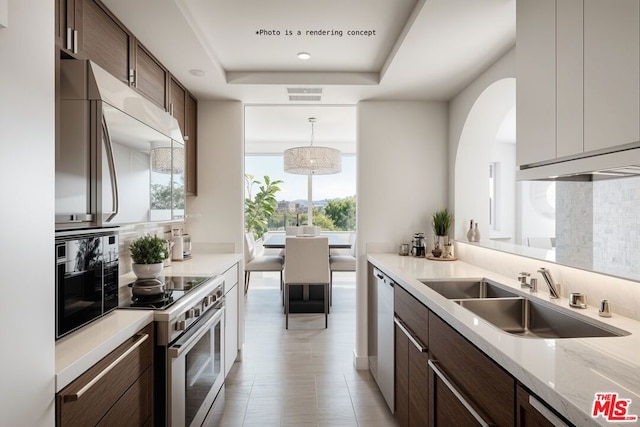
224, 281, 238, 377
556, 0, 584, 158
584, 0, 640, 152
516, 0, 556, 166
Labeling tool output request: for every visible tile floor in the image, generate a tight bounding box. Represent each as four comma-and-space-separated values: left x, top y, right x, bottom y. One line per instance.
219, 271, 397, 427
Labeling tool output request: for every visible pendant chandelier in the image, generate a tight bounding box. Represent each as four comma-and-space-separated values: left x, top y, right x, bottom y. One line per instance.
151, 146, 184, 175
283, 117, 341, 175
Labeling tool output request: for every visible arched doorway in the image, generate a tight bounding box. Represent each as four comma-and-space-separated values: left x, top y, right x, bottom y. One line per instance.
454, 78, 516, 242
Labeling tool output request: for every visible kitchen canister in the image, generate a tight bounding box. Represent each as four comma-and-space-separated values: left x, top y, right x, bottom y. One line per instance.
399, 243, 410, 256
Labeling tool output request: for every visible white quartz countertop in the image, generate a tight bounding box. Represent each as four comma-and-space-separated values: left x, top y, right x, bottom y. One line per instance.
55, 252, 242, 393
55, 310, 153, 392
368, 253, 640, 427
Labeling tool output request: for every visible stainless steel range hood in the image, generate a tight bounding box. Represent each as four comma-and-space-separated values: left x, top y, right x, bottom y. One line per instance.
60, 60, 184, 144
517, 143, 640, 181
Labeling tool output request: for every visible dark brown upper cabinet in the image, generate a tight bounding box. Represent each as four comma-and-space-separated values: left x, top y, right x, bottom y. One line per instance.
67, 0, 134, 85
185, 93, 198, 196
134, 42, 168, 109
169, 77, 186, 135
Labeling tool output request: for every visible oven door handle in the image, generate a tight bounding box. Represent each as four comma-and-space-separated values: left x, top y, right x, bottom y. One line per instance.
169, 306, 225, 359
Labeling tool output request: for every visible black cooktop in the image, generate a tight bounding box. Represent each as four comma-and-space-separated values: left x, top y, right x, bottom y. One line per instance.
118, 275, 211, 310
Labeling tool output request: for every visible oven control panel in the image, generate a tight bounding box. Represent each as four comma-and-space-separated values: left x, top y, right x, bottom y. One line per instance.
167, 281, 225, 340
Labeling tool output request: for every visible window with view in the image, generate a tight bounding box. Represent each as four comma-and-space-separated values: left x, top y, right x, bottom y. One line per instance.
245, 154, 356, 236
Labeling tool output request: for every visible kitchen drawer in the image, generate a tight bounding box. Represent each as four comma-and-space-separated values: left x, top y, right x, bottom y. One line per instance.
96, 367, 152, 426
428, 312, 514, 427
394, 284, 428, 344
57, 323, 153, 426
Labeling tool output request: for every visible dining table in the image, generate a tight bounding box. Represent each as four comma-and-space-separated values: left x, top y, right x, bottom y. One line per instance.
262, 233, 351, 249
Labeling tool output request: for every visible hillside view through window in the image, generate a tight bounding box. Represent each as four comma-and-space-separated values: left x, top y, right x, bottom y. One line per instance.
245, 154, 356, 233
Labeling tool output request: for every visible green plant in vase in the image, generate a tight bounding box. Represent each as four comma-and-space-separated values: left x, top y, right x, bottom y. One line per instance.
431, 208, 453, 257
130, 234, 169, 278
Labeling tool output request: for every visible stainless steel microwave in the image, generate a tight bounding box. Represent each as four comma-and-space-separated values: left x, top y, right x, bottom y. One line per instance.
55, 59, 185, 230
55, 229, 119, 339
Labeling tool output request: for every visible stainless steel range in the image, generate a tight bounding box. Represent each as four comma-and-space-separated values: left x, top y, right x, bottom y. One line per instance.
120, 275, 225, 427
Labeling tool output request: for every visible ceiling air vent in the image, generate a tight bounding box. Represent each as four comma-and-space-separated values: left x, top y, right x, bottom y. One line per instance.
287, 88, 322, 94
287, 87, 322, 102
289, 95, 322, 101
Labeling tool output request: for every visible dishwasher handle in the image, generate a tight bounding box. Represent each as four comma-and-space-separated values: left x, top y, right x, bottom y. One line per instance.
374, 268, 393, 286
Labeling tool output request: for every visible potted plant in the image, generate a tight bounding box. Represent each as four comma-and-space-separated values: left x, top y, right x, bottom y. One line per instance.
431, 209, 453, 257
130, 234, 169, 278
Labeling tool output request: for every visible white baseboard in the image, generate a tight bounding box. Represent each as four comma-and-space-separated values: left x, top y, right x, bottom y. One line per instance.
352, 349, 369, 370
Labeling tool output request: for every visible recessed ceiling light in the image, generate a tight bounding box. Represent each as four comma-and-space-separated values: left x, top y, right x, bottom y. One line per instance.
189, 69, 206, 77
297, 52, 311, 60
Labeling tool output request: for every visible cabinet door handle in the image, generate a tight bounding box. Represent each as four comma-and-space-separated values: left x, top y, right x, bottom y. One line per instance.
73, 30, 78, 54
393, 316, 427, 352
529, 395, 569, 426
66, 28, 73, 51
428, 359, 495, 427
62, 333, 149, 402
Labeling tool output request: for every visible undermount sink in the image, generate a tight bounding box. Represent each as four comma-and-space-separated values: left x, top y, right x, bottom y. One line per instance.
455, 297, 630, 339
421, 278, 518, 299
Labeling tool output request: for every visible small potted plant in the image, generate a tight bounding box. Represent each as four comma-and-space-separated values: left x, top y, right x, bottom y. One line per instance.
130, 234, 169, 278
431, 208, 453, 257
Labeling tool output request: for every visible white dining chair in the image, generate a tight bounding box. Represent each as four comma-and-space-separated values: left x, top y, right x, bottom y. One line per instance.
299, 225, 320, 236
329, 233, 356, 306
283, 236, 330, 329
244, 232, 284, 295
286, 226, 300, 235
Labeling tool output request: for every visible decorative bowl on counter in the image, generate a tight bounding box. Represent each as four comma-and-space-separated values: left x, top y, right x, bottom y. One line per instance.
132, 262, 164, 279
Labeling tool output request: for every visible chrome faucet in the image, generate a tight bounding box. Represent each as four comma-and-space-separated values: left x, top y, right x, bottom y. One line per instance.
538, 268, 560, 299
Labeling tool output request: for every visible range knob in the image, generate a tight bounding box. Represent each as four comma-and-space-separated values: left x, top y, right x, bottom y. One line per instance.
194, 307, 201, 317
204, 295, 214, 306
186, 308, 196, 319
175, 320, 186, 331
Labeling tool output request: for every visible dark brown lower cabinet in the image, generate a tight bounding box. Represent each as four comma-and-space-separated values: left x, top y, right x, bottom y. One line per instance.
517, 384, 572, 427
394, 284, 430, 427
429, 312, 514, 427
394, 322, 429, 427
388, 281, 574, 427
56, 323, 154, 426
429, 360, 485, 426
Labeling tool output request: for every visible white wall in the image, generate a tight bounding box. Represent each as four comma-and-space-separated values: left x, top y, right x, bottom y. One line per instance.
0, 0, 55, 425
186, 101, 244, 252
185, 100, 245, 355
356, 101, 448, 366
448, 47, 516, 221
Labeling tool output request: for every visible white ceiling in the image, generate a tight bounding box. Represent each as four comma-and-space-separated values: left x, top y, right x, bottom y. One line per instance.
101, 0, 516, 152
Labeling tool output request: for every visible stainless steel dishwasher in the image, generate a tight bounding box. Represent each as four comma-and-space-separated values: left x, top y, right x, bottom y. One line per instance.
373, 267, 395, 412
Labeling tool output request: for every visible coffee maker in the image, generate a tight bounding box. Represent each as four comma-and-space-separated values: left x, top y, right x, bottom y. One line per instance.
411, 233, 426, 257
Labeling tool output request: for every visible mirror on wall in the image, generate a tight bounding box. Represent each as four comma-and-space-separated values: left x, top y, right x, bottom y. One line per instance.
455, 77, 640, 283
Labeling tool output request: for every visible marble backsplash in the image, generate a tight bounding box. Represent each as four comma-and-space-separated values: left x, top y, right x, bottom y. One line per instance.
456, 241, 640, 321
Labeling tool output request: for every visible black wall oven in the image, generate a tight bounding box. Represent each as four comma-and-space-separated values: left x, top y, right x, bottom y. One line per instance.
55, 229, 119, 339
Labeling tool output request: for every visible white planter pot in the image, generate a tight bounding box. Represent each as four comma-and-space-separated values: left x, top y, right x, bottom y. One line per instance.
132, 262, 164, 279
